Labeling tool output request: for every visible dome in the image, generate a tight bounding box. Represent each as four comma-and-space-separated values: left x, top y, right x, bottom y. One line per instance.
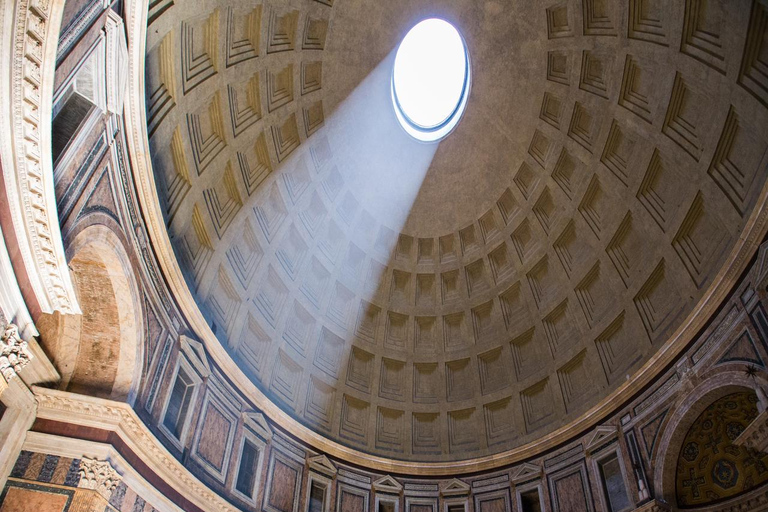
139, 0, 768, 469
6, 0, 768, 509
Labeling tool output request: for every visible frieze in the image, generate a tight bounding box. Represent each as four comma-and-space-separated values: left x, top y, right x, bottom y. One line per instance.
2, 0, 79, 315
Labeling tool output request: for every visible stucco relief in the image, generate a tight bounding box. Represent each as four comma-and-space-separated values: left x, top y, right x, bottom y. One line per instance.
0, 323, 32, 385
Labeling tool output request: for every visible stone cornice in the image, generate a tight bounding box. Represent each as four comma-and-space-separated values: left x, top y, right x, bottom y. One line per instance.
0, 0, 79, 315
33, 387, 239, 512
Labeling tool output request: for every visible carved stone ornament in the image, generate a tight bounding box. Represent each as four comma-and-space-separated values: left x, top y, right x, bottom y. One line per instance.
0, 0, 80, 315
0, 323, 32, 381
735, 409, 768, 454
34, 387, 241, 512
77, 457, 121, 500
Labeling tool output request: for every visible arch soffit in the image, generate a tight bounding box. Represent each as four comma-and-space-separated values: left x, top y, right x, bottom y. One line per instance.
64, 224, 144, 403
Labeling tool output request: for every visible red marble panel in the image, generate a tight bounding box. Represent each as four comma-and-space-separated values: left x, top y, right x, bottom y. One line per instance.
478, 497, 506, 512
339, 490, 365, 512
553, 471, 589, 512
268, 458, 298, 512
196, 403, 231, 470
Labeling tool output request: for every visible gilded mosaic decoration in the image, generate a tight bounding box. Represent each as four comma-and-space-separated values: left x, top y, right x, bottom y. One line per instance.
676, 392, 768, 507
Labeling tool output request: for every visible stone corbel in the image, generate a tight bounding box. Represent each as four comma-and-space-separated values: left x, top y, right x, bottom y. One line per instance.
0, 323, 33, 394
72, 457, 121, 511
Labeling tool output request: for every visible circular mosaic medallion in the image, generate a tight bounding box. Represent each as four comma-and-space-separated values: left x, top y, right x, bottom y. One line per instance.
712, 459, 739, 490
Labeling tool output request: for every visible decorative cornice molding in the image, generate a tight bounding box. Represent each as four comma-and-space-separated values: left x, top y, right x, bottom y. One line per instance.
0, 0, 79, 315
33, 387, 239, 512
78, 457, 121, 500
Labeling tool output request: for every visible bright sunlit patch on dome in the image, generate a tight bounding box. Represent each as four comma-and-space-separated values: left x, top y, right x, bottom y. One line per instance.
392, 18, 470, 142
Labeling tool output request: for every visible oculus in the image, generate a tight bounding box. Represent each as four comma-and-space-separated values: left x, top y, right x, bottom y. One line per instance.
392, 18, 470, 142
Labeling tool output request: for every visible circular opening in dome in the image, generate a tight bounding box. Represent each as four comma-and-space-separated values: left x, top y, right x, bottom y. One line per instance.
392, 18, 470, 142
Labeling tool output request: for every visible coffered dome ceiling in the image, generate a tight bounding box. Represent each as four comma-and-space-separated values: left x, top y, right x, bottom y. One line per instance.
144, 0, 768, 463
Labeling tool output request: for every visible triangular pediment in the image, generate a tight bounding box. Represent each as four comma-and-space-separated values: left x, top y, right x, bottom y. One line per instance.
77, 169, 119, 224
307, 454, 336, 476
243, 411, 272, 440
717, 332, 764, 368
373, 475, 403, 493
511, 462, 542, 483
180, 335, 211, 377
585, 425, 618, 453
440, 478, 470, 496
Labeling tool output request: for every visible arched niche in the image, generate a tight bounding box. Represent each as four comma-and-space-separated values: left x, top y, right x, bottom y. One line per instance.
653, 372, 768, 510
37, 225, 143, 402
675, 391, 768, 508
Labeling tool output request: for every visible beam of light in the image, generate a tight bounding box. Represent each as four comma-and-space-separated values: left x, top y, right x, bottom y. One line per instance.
318, 47, 440, 236
269, 45, 442, 311
190, 30, 460, 433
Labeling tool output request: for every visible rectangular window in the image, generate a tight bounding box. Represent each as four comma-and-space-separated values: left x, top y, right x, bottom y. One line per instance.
51, 50, 102, 165
519, 489, 542, 512
307, 481, 326, 512
599, 454, 631, 512
447, 505, 466, 512
51, 91, 96, 164
235, 439, 259, 497
378, 501, 396, 512
162, 366, 194, 439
